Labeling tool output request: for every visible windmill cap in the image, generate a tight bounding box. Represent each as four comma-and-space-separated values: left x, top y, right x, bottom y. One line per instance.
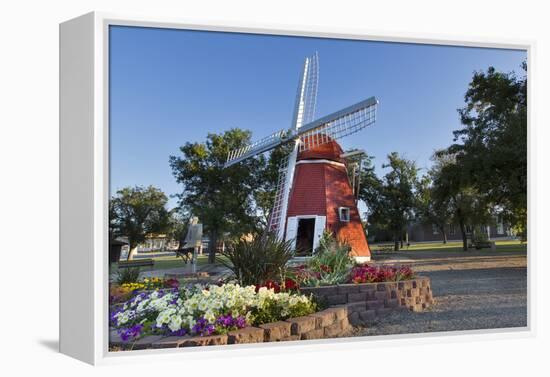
297, 136, 345, 163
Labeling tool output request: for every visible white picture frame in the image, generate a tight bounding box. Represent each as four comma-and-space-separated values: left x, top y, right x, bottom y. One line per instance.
59, 11, 534, 365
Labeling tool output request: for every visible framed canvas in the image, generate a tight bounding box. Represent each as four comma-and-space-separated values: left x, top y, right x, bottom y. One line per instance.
59, 12, 532, 365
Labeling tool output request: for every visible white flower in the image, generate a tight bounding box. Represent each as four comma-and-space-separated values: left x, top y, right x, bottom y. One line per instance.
168, 316, 183, 332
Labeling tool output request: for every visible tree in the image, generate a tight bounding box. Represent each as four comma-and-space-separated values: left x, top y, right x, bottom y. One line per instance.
166, 211, 189, 249
348, 152, 380, 206
110, 186, 170, 260
169, 128, 265, 263
448, 63, 527, 238
431, 153, 492, 250
366, 153, 419, 251
416, 173, 453, 244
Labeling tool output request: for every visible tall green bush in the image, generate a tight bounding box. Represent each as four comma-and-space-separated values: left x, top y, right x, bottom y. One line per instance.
301, 231, 354, 287
219, 232, 294, 286
116, 267, 141, 285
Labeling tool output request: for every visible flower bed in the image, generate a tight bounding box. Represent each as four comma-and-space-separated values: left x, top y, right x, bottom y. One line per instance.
110, 305, 352, 350
286, 232, 418, 288
110, 283, 317, 347
349, 264, 415, 284
299, 277, 434, 325
110, 277, 180, 304
294, 263, 417, 287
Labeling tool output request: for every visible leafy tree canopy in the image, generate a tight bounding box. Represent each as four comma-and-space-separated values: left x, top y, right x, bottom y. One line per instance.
169, 128, 266, 262
366, 152, 419, 250
110, 185, 170, 260
447, 63, 527, 235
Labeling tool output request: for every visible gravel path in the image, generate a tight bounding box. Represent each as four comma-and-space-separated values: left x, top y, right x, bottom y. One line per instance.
353, 250, 527, 336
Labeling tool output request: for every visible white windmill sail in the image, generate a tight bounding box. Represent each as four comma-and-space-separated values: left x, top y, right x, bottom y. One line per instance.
298, 96, 377, 152
269, 53, 319, 238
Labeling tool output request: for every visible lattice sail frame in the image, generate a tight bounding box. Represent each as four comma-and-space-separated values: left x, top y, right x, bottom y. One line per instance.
298, 97, 377, 152
224, 96, 378, 167
266, 156, 290, 233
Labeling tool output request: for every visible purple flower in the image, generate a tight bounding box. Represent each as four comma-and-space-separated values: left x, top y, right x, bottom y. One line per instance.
213, 314, 247, 331
118, 324, 144, 342
205, 324, 215, 336
234, 316, 247, 329
169, 328, 187, 337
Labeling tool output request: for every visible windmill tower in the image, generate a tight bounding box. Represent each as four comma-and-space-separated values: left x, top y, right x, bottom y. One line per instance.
225, 53, 378, 261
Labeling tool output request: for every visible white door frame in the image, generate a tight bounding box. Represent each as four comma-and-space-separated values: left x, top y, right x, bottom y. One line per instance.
286, 215, 327, 252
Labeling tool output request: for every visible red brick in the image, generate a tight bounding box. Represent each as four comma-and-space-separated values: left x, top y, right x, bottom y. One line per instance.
366, 300, 384, 310
227, 327, 264, 344
349, 311, 363, 326
347, 301, 367, 313
340, 317, 350, 331
132, 335, 165, 350
324, 321, 343, 337
359, 283, 377, 293
181, 334, 228, 347
301, 328, 325, 340
259, 321, 292, 342
348, 292, 368, 302
286, 316, 316, 335
327, 294, 347, 305
324, 306, 348, 321
151, 336, 191, 349
359, 310, 376, 322
375, 308, 392, 316
309, 309, 336, 328
337, 284, 360, 295
375, 290, 388, 300
281, 335, 301, 341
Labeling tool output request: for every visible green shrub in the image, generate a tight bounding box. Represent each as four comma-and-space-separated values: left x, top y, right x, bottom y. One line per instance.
300, 231, 354, 287
472, 228, 489, 243
250, 298, 283, 325
250, 296, 316, 325
219, 232, 295, 286
116, 267, 141, 285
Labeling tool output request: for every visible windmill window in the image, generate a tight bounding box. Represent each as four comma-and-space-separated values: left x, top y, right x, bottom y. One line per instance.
339, 207, 350, 222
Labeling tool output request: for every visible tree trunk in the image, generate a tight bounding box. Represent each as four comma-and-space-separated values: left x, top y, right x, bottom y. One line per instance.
208, 231, 218, 264
127, 245, 138, 261
458, 218, 468, 251
393, 231, 400, 251
443, 230, 448, 244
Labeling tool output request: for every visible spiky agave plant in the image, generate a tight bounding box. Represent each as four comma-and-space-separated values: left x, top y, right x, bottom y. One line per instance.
219, 232, 295, 286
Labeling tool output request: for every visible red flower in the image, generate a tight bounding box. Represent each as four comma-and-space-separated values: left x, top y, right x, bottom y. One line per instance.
283, 278, 298, 291
319, 264, 332, 273
164, 278, 179, 288
256, 280, 281, 293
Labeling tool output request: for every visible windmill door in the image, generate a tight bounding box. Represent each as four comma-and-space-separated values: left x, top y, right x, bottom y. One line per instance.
296, 218, 315, 256
286, 215, 326, 256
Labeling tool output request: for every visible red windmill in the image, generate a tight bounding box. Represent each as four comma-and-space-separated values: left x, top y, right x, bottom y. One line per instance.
224, 53, 378, 261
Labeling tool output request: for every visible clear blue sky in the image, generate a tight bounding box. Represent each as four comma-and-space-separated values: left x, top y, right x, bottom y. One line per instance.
109, 26, 526, 210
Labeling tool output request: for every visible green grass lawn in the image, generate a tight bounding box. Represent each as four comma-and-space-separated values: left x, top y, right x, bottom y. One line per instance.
371, 239, 527, 253
110, 254, 230, 275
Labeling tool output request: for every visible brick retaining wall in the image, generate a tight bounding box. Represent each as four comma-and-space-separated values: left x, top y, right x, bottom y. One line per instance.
110, 306, 351, 350
299, 277, 434, 326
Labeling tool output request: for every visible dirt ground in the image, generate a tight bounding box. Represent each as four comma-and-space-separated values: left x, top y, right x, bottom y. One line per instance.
352, 248, 528, 336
